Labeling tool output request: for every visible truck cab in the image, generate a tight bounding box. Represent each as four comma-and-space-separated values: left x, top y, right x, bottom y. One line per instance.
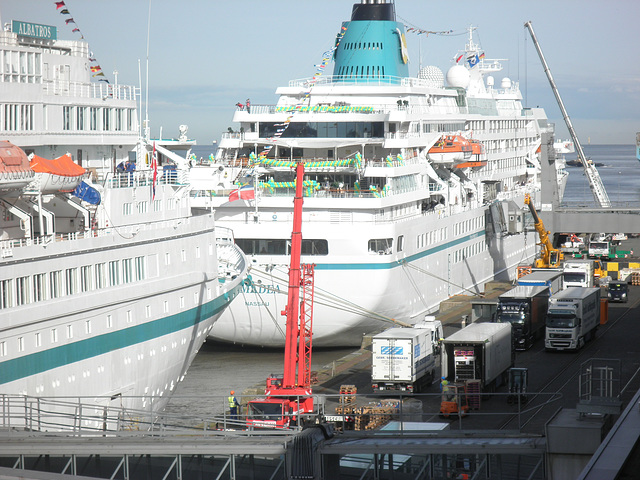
607, 281, 628, 303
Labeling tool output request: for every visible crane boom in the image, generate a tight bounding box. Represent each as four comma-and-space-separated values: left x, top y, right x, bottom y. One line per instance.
525, 194, 563, 268
524, 21, 610, 208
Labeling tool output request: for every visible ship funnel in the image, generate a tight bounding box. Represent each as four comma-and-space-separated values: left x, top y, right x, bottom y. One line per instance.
333, 1, 408, 83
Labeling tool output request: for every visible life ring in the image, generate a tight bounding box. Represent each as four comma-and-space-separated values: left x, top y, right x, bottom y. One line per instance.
272, 214, 277, 221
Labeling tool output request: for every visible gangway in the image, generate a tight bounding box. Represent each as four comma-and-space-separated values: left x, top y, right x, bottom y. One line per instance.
525, 21, 610, 208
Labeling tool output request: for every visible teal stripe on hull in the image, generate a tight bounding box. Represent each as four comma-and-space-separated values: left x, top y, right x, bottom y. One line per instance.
314, 231, 485, 270
0, 282, 242, 385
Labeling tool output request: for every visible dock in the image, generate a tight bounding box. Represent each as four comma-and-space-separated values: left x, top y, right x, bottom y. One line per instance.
2, 274, 640, 479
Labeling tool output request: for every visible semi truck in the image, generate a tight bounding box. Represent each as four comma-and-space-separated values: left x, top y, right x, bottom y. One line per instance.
371, 322, 439, 393
517, 270, 563, 294
442, 322, 513, 391
563, 259, 596, 288
545, 287, 601, 351
496, 285, 550, 350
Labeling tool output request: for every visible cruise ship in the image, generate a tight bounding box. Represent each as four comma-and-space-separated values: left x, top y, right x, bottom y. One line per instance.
202, 0, 561, 347
0, 16, 248, 428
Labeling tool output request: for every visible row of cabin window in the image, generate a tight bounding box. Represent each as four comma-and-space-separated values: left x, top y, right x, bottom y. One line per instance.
0, 287, 208, 358
452, 241, 487, 263
62, 106, 136, 132
0, 256, 146, 309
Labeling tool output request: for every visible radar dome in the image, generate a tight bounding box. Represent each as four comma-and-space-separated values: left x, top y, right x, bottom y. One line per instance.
446, 65, 470, 88
486, 76, 494, 87
418, 66, 444, 87
501, 77, 512, 89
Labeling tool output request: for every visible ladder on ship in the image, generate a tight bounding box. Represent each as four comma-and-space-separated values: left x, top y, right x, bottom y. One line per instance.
525, 21, 610, 208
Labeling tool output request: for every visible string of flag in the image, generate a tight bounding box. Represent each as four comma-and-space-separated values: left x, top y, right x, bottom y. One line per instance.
53, 1, 109, 83
403, 26, 454, 36
256, 25, 348, 160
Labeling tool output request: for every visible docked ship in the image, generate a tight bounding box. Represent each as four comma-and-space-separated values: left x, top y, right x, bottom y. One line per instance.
0, 16, 248, 427
203, 0, 562, 347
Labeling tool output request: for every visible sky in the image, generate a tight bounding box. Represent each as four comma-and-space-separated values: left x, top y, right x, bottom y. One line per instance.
2, 0, 639, 146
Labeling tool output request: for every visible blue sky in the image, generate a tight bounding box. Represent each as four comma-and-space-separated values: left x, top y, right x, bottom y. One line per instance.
3, 0, 639, 146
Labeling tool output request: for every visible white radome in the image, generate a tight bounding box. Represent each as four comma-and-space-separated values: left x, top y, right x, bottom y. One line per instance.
418, 66, 444, 87
446, 65, 470, 89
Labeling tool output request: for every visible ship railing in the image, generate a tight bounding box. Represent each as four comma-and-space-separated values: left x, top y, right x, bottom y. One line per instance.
105, 169, 182, 189
233, 102, 466, 117
42, 80, 139, 101
287, 74, 450, 89
0, 391, 560, 436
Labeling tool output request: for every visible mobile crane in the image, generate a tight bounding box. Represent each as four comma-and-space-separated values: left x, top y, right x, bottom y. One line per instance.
525, 194, 563, 268
246, 163, 317, 429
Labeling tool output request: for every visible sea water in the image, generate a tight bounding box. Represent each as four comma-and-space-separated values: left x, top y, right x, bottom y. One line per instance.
563, 144, 639, 205
167, 144, 636, 418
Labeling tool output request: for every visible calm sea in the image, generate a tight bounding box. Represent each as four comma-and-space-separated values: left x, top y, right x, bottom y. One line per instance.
562, 144, 638, 205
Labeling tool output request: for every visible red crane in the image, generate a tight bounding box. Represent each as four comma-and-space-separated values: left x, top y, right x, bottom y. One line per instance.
246, 163, 316, 429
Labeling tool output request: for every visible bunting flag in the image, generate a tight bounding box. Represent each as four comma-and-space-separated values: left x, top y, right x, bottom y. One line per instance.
151, 142, 158, 200
403, 25, 454, 36
53, 1, 108, 82
255, 25, 348, 161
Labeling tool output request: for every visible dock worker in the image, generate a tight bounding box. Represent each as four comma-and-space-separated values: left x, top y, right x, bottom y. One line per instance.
228, 390, 240, 420
440, 376, 449, 392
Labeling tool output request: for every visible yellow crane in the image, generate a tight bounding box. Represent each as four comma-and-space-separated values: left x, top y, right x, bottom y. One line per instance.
524, 194, 563, 268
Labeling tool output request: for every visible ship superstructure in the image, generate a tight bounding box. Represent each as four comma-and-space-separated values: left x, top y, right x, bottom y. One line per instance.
197, 0, 556, 347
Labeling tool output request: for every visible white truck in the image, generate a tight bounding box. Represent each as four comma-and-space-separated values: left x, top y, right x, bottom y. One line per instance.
517, 269, 563, 294
545, 287, 601, 351
563, 259, 595, 288
371, 322, 440, 393
441, 322, 513, 391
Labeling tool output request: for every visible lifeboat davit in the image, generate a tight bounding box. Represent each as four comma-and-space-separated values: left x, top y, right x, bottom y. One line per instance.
29, 153, 87, 194
0, 141, 36, 195
427, 135, 472, 163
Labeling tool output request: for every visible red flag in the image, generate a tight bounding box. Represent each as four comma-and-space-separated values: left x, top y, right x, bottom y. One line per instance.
228, 185, 255, 202
151, 142, 158, 200
55, 1, 66, 9
65, 18, 75, 24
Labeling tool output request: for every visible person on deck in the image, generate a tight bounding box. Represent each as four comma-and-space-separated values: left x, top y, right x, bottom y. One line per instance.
228, 390, 240, 420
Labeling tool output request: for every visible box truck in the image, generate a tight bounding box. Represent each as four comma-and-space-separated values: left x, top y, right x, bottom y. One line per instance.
517, 270, 563, 294
496, 285, 550, 350
545, 287, 601, 351
563, 259, 595, 288
371, 324, 438, 393
442, 322, 513, 391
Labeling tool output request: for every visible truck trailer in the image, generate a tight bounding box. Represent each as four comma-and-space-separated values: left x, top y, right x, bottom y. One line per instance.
517, 270, 563, 294
563, 259, 596, 288
442, 322, 513, 391
371, 323, 438, 393
545, 287, 601, 351
496, 285, 550, 350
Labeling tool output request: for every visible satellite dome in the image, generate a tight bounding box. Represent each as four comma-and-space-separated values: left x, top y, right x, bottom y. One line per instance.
486, 75, 494, 87
446, 65, 470, 88
501, 77, 512, 89
418, 66, 444, 87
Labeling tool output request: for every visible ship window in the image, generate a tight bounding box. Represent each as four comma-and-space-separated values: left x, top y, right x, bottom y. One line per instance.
122, 258, 133, 284
80, 266, 92, 292
108, 260, 121, 286
33, 273, 47, 302
397, 235, 404, 253
63, 106, 71, 130
65, 268, 78, 295
95, 263, 107, 289
16, 276, 30, 306
49, 271, 63, 299
135, 256, 146, 281
368, 238, 393, 255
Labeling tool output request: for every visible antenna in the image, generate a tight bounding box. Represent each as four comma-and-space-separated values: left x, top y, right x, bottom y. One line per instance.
144, 0, 151, 141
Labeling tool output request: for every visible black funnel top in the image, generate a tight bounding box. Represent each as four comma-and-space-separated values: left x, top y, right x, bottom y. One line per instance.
351, 2, 395, 21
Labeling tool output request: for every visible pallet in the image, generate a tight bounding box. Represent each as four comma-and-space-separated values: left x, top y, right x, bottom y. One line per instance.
339, 385, 357, 404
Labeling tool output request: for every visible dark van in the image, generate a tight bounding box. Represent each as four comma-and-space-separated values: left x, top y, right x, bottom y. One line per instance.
607, 281, 629, 303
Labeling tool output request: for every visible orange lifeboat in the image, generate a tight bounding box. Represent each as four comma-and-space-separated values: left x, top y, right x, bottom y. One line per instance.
469, 139, 484, 155
30, 153, 87, 193
0, 141, 35, 195
427, 135, 472, 163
